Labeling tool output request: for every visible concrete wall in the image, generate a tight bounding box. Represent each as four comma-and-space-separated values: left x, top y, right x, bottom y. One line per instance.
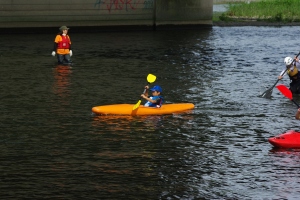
0, 0, 212, 29
156, 1, 212, 26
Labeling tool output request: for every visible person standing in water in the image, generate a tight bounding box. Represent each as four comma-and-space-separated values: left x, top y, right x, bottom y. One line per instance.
52, 26, 72, 65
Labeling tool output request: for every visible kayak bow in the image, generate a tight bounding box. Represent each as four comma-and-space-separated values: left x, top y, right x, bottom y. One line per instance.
268, 130, 300, 148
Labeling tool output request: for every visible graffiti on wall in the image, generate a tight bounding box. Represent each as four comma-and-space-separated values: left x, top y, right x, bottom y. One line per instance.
143, 0, 153, 9
94, 0, 153, 12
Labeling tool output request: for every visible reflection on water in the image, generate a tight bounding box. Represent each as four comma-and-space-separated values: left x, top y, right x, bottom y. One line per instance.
52, 65, 72, 100
268, 148, 300, 199
92, 115, 165, 131
1, 27, 300, 199
92, 114, 194, 133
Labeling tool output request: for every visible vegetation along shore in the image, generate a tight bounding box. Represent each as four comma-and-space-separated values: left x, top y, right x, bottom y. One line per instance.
213, 0, 300, 26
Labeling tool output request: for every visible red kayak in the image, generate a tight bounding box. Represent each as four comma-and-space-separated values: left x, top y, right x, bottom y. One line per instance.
268, 130, 300, 148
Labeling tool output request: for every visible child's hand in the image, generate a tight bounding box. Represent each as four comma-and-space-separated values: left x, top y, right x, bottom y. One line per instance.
144, 85, 149, 89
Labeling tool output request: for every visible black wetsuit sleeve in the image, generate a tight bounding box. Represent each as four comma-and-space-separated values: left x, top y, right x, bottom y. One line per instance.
53, 42, 57, 51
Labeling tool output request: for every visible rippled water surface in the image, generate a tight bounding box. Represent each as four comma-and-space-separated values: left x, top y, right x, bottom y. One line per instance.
1, 26, 300, 199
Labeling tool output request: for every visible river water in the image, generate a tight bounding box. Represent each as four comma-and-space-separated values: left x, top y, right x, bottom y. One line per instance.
1, 26, 300, 199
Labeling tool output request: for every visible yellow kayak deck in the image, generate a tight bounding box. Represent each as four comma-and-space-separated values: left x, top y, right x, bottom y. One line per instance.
92, 103, 194, 116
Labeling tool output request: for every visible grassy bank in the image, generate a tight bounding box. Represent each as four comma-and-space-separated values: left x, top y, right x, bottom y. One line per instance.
214, 0, 260, 4
215, 0, 300, 23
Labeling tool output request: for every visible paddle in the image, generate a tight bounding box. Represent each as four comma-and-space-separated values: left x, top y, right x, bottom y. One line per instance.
132, 74, 156, 110
260, 51, 300, 99
276, 84, 300, 107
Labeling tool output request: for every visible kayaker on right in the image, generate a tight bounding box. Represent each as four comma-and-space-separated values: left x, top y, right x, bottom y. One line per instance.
141, 85, 164, 108
278, 56, 300, 94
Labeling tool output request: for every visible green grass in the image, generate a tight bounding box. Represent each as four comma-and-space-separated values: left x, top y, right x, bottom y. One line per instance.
213, 12, 224, 22
217, 0, 300, 22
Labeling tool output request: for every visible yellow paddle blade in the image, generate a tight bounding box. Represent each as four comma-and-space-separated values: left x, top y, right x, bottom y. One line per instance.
132, 74, 156, 111
147, 74, 156, 83
132, 100, 141, 110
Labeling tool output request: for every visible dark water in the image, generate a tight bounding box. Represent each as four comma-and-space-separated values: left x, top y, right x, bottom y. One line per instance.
1, 26, 300, 199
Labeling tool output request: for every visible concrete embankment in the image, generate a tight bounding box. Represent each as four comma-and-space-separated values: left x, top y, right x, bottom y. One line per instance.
0, 0, 212, 30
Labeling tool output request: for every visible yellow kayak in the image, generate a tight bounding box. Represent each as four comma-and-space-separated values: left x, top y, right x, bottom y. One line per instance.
92, 103, 195, 116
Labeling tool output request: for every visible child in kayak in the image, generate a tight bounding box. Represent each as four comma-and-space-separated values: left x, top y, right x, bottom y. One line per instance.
278, 56, 300, 94
141, 85, 164, 108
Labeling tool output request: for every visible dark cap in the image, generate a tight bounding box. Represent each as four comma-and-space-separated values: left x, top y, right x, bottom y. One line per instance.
59, 26, 69, 31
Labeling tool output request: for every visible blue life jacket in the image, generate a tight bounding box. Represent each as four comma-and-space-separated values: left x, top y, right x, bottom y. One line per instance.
144, 95, 164, 107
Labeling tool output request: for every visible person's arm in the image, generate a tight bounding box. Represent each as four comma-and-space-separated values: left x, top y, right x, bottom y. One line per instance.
143, 85, 149, 96
295, 57, 300, 67
53, 42, 57, 52
141, 86, 151, 100
278, 69, 286, 79
141, 95, 158, 103
68, 35, 72, 50
295, 108, 300, 120
51, 42, 58, 56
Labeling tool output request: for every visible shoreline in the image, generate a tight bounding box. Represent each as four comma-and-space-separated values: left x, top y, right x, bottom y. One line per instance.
213, 21, 300, 26
212, 3, 300, 26
213, 0, 260, 3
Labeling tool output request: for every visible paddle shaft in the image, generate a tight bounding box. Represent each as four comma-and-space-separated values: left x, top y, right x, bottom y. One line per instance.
292, 99, 300, 108
263, 67, 290, 95
137, 82, 151, 103
132, 74, 156, 110
139, 74, 156, 100
142, 83, 150, 95
267, 65, 290, 90
269, 78, 281, 91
